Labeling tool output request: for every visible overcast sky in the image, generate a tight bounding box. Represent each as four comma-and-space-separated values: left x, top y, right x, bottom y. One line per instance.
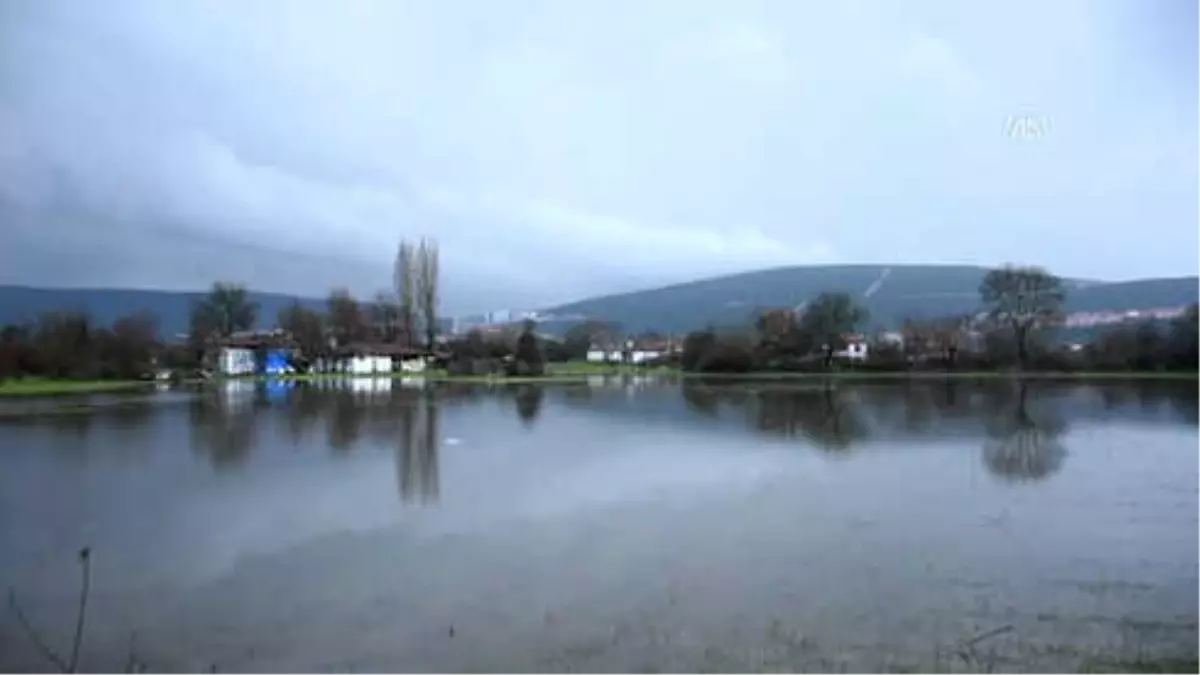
0, 0, 1195, 314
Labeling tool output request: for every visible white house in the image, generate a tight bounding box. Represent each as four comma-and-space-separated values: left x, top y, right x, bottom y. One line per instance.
629, 349, 662, 364
586, 338, 672, 365
399, 357, 427, 373
834, 335, 869, 361
218, 347, 256, 376
346, 355, 393, 375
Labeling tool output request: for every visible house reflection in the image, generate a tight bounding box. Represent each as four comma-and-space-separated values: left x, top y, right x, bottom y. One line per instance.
189, 382, 263, 469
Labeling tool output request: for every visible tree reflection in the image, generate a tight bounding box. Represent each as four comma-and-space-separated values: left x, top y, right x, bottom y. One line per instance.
397, 390, 440, 505
681, 379, 721, 417
982, 382, 1068, 481
512, 385, 544, 426
327, 389, 365, 453
189, 388, 262, 469
283, 384, 324, 444
755, 384, 868, 453
1167, 385, 1198, 425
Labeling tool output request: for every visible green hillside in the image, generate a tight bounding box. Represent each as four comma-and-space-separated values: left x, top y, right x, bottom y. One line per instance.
543, 265, 1198, 335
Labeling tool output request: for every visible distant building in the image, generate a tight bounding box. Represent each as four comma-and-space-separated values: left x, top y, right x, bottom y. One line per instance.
317, 343, 437, 376
585, 337, 675, 365
207, 329, 296, 376
834, 333, 869, 361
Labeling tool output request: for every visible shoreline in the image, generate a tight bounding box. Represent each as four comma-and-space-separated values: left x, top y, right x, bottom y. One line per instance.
0, 368, 1194, 398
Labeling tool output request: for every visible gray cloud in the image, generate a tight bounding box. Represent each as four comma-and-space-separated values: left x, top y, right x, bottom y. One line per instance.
1, 0, 1195, 314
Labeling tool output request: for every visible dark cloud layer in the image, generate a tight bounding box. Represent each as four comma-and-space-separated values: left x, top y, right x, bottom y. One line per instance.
1, 0, 1195, 313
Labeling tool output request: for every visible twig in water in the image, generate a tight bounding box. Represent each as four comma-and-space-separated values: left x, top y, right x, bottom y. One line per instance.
965, 623, 1014, 648
6, 546, 94, 674
7, 588, 69, 672
68, 547, 91, 673
124, 631, 139, 674
957, 624, 1014, 672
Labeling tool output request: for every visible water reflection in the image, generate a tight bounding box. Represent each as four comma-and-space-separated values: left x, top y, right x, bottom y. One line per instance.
982, 382, 1068, 481
754, 386, 868, 452
397, 389, 440, 505
512, 385, 544, 426
189, 385, 262, 469
667, 378, 1200, 483
681, 379, 722, 417
2, 378, 1197, 673
328, 389, 367, 452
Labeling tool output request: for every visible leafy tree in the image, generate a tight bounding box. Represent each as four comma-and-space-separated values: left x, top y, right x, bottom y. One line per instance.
512, 319, 545, 376
681, 330, 717, 371
979, 265, 1064, 369
277, 302, 328, 361
563, 319, 620, 359
327, 289, 366, 347
796, 292, 868, 366
1167, 303, 1198, 369
192, 282, 258, 339
681, 329, 754, 373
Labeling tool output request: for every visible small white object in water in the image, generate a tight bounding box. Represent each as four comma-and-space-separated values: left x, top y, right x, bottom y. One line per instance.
444, 437, 462, 446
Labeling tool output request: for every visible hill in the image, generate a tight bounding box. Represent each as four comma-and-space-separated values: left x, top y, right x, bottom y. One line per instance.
0, 286, 326, 337
542, 265, 1199, 335
2, 265, 1195, 340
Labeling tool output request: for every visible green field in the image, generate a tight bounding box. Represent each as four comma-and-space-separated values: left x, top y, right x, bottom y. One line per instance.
0, 377, 152, 397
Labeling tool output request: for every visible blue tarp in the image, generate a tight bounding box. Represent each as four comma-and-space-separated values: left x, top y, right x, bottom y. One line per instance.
264, 349, 290, 376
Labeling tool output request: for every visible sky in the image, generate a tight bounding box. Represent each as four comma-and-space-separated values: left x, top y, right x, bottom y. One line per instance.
0, 0, 1196, 314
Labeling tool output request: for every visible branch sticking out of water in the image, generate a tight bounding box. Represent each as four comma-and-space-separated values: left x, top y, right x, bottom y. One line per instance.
6, 546, 93, 674
8, 587, 69, 672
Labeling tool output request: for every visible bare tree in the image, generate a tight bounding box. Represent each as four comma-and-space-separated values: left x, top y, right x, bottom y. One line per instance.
371, 291, 401, 343
277, 302, 326, 361
979, 265, 1065, 369
327, 288, 366, 348
416, 237, 440, 349
394, 241, 417, 347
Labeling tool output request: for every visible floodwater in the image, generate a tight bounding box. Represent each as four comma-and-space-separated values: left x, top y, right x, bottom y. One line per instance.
0, 376, 1196, 673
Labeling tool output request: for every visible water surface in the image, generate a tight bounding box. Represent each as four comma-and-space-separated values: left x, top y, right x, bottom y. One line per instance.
0, 377, 1196, 672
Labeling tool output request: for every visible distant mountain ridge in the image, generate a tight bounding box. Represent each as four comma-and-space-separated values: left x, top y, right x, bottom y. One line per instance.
0, 286, 327, 337
1, 265, 1196, 338
542, 264, 1199, 335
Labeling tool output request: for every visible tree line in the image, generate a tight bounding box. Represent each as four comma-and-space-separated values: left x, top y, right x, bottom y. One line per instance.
0, 310, 162, 381
0, 237, 443, 382
679, 264, 1199, 374
1, 260, 1195, 382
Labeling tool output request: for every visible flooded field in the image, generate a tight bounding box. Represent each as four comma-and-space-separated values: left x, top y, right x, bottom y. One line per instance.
0, 377, 1196, 672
